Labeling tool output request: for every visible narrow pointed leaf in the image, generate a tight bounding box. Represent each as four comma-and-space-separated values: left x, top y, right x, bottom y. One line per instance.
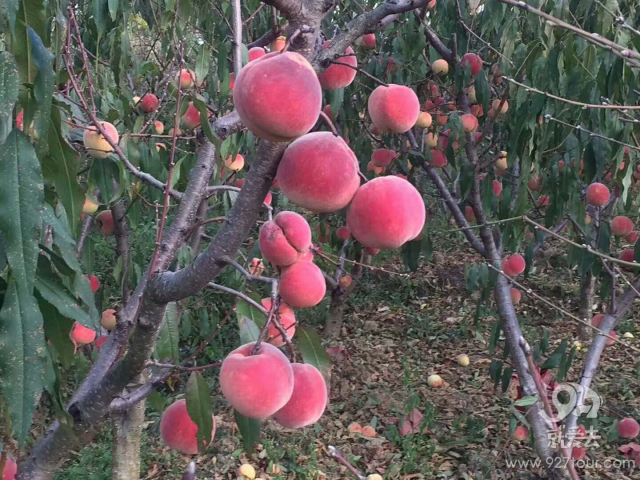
234, 409, 260, 453
297, 326, 332, 379
155, 302, 180, 364
186, 372, 214, 454
0, 52, 19, 143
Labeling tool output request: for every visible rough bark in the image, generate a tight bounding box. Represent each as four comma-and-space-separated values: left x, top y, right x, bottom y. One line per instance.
111, 375, 146, 480
325, 252, 367, 338
578, 271, 596, 340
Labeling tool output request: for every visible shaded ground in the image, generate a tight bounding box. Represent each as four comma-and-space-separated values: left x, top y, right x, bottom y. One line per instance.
54, 237, 640, 479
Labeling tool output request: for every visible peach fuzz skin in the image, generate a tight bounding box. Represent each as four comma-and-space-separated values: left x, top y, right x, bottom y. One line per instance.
277, 132, 360, 213
160, 399, 215, 454
273, 363, 328, 428
259, 211, 311, 267
233, 52, 322, 142
279, 261, 327, 308
346, 176, 425, 249
368, 84, 420, 134
219, 342, 294, 419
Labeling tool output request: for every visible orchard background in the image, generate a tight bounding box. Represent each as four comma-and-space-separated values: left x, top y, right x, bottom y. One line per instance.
2, 0, 640, 478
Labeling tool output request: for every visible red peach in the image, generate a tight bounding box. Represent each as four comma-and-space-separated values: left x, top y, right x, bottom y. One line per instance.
182, 102, 204, 130
248, 47, 267, 62
224, 154, 245, 172
273, 363, 328, 428
571, 446, 586, 460
502, 254, 525, 276
319, 42, 357, 90
139, 94, 159, 113
436, 114, 448, 126
492, 99, 509, 114
626, 231, 639, 243
279, 261, 327, 308
322, 104, 336, 121
586, 182, 610, 206
234, 52, 322, 142
70, 322, 96, 348
219, 342, 294, 418
160, 399, 215, 454
513, 425, 528, 441
493, 180, 503, 197
153, 121, 164, 134
606, 331, 617, 346
16, 110, 24, 130
538, 195, 549, 206
175, 69, 197, 89
361, 33, 376, 49
528, 175, 541, 192
371, 148, 397, 168
461, 53, 482, 76
592, 314, 604, 328
611, 216, 633, 237
471, 105, 484, 118
96, 210, 115, 236
277, 132, 360, 213
87, 274, 100, 293
95, 335, 108, 350
430, 150, 447, 168
368, 84, 420, 134
337, 226, 351, 240
558, 160, 565, 171
460, 113, 478, 133
620, 249, 635, 263
1, 456, 16, 480
84, 122, 119, 159
464, 206, 476, 222
617, 417, 640, 439
510, 288, 521, 304
259, 211, 312, 267
262, 299, 296, 347
365, 247, 380, 255
101, 308, 117, 331
346, 176, 426, 249
271, 36, 286, 52
229, 72, 235, 91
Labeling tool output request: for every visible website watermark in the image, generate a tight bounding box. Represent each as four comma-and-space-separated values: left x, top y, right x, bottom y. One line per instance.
498, 457, 635, 472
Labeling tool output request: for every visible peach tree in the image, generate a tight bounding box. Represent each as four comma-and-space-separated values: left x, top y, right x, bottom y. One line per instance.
1, 0, 640, 478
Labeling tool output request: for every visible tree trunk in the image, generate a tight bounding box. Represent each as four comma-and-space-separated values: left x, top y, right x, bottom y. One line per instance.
111, 376, 146, 480
324, 252, 368, 339
578, 271, 595, 340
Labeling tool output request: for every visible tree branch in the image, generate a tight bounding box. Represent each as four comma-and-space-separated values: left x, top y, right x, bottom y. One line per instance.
313, 0, 433, 73
149, 141, 286, 303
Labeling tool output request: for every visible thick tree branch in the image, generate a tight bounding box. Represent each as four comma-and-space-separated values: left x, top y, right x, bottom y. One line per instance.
149, 141, 286, 303
313, 0, 432, 73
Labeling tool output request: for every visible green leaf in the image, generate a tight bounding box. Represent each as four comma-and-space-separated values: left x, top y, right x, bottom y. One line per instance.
195, 45, 211, 89
186, 372, 214, 454
0, 130, 43, 290
8, 0, 46, 83
541, 341, 568, 369
155, 302, 180, 364
46, 107, 84, 238
297, 326, 332, 380
237, 315, 260, 345
234, 409, 260, 453
108, 0, 119, 20
401, 238, 422, 272
236, 297, 266, 328
0, 53, 19, 144
72, 274, 100, 327
28, 27, 54, 148
2, 0, 19, 36
42, 203, 81, 272
192, 99, 218, 146
88, 156, 123, 204
474, 70, 490, 115
0, 278, 45, 446
38, 295, 74, 370
93, 0, 108, 34
514, 395, 538, 407
34, 256, 93, 328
